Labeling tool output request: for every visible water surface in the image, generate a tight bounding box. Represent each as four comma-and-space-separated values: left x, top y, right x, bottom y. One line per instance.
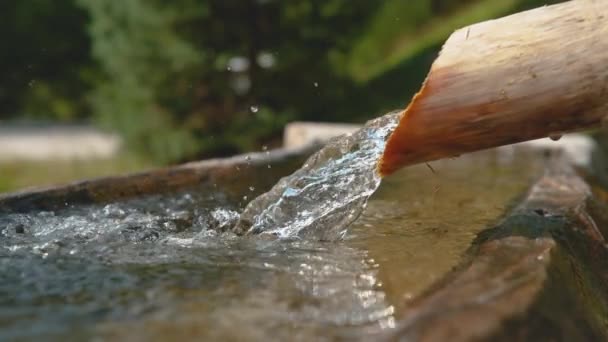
0, 133, 544, 341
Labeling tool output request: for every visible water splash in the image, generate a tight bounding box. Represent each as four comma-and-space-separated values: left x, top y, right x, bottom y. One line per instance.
233, 111, 401, 240
0, 189, 395, 340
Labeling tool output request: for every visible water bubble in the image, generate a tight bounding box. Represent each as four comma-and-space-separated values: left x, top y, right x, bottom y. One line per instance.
313, 82, 319, 88
250, 105, 259, 113
14, 224, 25, 234
549, 133, 562, 141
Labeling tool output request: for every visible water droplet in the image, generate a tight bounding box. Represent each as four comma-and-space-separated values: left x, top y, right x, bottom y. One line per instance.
267, 165, 272, 169
227, 66, 232, 71
549, 133, 562, 141
243, 195, 248, 201
262, 145, 268, 151
250, 105, 259, 113
249, 186, 255, 192
313, 82, 319, 87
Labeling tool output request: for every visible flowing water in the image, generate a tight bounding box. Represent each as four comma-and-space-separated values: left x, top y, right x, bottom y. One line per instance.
0, 112, 546, 341
234, 112, 400, 240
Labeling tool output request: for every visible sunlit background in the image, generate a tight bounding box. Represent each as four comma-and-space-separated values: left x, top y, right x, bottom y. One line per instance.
0, 0, 565, 193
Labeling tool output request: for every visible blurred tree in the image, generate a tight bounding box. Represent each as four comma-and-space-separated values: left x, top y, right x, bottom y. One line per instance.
2, 0, 569, 165
78, 0, 380, 162
0, 0, 91, 121
77, 0, 204, 162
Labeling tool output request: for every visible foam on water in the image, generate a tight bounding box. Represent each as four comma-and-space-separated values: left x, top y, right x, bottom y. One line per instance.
234, 111, 400, 240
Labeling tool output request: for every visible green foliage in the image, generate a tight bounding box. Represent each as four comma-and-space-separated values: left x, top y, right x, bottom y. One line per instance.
0, 1, 91, 121
2, 0, 570, 167
347, 0, 520, 82
77, 0, 204, 162
77, 0, 381, 162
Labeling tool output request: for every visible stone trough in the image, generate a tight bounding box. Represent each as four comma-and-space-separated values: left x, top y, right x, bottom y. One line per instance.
1, 131, 607, 341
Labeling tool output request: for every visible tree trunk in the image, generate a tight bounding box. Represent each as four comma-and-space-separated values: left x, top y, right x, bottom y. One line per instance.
379, 0, 608, 176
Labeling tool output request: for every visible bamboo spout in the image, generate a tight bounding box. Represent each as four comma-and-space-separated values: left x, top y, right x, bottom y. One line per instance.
379, 0, 608, 176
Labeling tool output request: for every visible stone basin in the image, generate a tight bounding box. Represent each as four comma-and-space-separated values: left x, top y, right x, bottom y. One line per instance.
1, 135, 607, 341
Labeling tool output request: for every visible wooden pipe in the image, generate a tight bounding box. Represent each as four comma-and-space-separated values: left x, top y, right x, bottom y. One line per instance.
379, 0, 608, 176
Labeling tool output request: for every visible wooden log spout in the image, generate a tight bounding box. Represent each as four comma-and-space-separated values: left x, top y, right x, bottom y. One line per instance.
379, 0, 608, 176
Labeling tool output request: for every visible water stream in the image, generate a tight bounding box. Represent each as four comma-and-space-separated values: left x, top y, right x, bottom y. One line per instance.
234, 111, 400, 240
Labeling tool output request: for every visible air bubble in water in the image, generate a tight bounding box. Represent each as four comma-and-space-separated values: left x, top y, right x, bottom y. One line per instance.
549, 133, 562, 141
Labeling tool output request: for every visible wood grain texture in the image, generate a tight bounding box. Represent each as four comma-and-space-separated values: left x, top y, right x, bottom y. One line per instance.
379, 0, 608, 176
